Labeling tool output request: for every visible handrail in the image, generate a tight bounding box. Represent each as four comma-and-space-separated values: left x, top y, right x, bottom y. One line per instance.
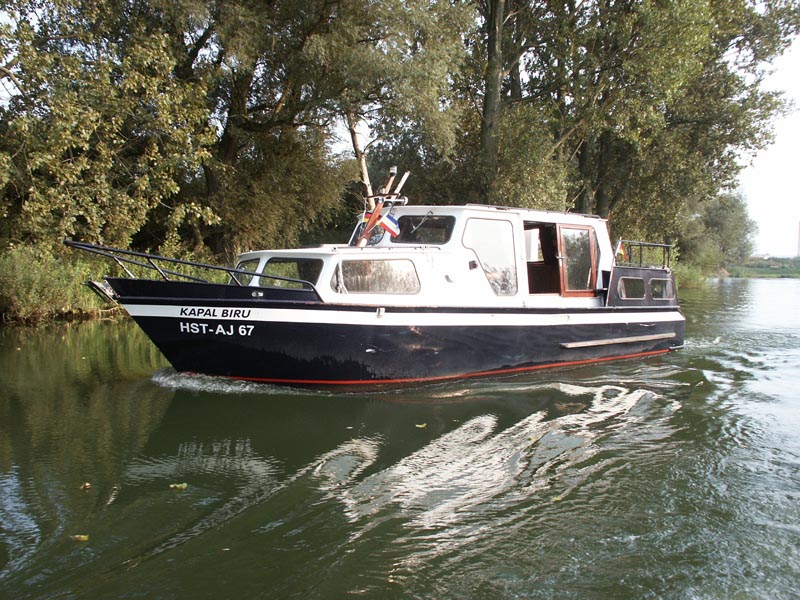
615, 239, 673, 269
64, 239, 321, 296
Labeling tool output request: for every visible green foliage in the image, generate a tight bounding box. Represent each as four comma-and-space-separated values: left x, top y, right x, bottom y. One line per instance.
493, 106, 571, 211
678, 192, 757, 272
702, 193, 758, 263
317, 0, 473, 156
1, 1, 215, 248
396, 0, 798, 245
0, 244, 107, 322
206, 130, 353, 258
1, 0, 470, 258
671, 262, 710, 289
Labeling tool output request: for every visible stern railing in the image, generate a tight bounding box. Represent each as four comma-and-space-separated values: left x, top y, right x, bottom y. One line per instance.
615, 240, 674, 269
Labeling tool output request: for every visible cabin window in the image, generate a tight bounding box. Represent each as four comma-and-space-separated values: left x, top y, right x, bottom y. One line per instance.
650, 278, 675, 300
331, 259, 420, 294
618, 277, 646, 299
463, 218, 518, 296
392, 215, 456, 244
233, 259, 260, 285
559, 226, 596, 294
263, 258, 324, 288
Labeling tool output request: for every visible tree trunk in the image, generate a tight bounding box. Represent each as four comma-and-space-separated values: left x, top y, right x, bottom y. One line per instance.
595, 130, 612, 218
346, 111, 374, 207
219, 69, 254, 166
203, 68, 253, 198
204, 67, 254, 256
576, 137, 595, 214
479, 0, 505, 201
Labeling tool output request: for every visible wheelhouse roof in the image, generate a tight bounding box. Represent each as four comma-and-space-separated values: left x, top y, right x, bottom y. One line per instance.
236, 203, 609, 261
390, 203, 606, 224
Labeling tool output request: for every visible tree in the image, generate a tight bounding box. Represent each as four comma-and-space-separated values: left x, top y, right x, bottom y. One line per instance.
392, 0, 798, 242
678, 192, 757, 270
1, 0, 215, 248
1, 0, 797, 262
1, 0, 471, 257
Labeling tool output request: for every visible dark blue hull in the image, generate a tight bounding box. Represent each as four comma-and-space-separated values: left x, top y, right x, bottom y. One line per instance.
109, 279, 685, 387
132, 316, 682, 386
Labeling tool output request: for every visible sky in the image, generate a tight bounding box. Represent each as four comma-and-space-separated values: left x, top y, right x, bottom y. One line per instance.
738, 38, 800, 257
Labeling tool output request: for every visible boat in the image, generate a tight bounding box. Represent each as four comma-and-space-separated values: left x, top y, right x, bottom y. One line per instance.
66, 173, 684, 388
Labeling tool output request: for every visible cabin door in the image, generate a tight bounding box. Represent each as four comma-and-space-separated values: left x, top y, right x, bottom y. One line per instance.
557, 225, 597, 297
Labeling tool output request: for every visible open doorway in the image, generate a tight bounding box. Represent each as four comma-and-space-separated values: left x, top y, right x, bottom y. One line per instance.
524, 222, 560, 293
524, 222, 598, 296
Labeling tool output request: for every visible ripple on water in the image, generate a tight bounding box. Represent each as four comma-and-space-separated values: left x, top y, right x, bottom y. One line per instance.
149, 368, 312, 395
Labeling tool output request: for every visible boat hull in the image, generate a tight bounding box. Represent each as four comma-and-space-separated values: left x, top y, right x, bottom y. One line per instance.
111, 280, 685, 387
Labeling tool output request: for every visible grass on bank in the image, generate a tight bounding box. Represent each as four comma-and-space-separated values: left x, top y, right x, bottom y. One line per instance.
671, 263, 708, 289
0, 245, 111, 323
0, 243, 232, 323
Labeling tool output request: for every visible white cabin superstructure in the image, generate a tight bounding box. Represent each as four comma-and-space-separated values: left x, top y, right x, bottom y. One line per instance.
235, 204, 616, 309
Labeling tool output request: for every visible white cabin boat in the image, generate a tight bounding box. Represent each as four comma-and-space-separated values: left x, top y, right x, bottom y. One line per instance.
68, 195, 684, 387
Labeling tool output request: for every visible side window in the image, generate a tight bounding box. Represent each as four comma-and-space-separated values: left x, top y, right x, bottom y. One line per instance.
234, 259, 260, 285
463, 218, 518, 296
559, 226, 596, 293
331, 260, 420, 294
650, 278, 675, 300
618, 277, 646, 299
263, 258, 324, 288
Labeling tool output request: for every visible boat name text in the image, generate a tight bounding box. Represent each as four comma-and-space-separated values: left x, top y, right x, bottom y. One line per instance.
179, 322, 255, 336
179, 307, 252, 318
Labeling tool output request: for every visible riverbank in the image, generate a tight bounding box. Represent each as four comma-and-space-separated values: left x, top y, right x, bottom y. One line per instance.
726, 256, 800, 278
0, 242, 232, 323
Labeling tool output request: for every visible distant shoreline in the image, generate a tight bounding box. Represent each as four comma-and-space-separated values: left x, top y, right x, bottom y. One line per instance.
726, 256, 800, 278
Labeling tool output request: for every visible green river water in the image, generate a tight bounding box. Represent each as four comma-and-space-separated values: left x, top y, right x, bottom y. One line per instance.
1, 278, 798, 599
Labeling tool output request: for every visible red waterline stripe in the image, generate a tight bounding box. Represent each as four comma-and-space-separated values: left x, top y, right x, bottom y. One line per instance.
223, 349, 670, 387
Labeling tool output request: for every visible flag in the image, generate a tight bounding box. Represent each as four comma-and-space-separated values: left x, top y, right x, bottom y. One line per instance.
362, 211, 372, 223
379, 213, 400, 237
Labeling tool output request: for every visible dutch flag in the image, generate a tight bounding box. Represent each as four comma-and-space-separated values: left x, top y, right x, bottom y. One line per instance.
379, 213, 401, 237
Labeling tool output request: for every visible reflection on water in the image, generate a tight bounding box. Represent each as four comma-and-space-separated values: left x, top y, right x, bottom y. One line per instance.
1, 279, 799, 599
0, 321, 172, 590
337, 385, 660, 531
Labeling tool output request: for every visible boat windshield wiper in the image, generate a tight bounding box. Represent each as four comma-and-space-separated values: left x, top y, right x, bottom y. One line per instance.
410, 211, 434, 235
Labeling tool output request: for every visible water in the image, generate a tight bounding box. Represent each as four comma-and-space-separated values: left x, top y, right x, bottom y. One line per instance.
0, 278, 798, 599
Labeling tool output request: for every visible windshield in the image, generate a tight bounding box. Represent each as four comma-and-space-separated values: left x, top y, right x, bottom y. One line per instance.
391, 215, 456, 244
